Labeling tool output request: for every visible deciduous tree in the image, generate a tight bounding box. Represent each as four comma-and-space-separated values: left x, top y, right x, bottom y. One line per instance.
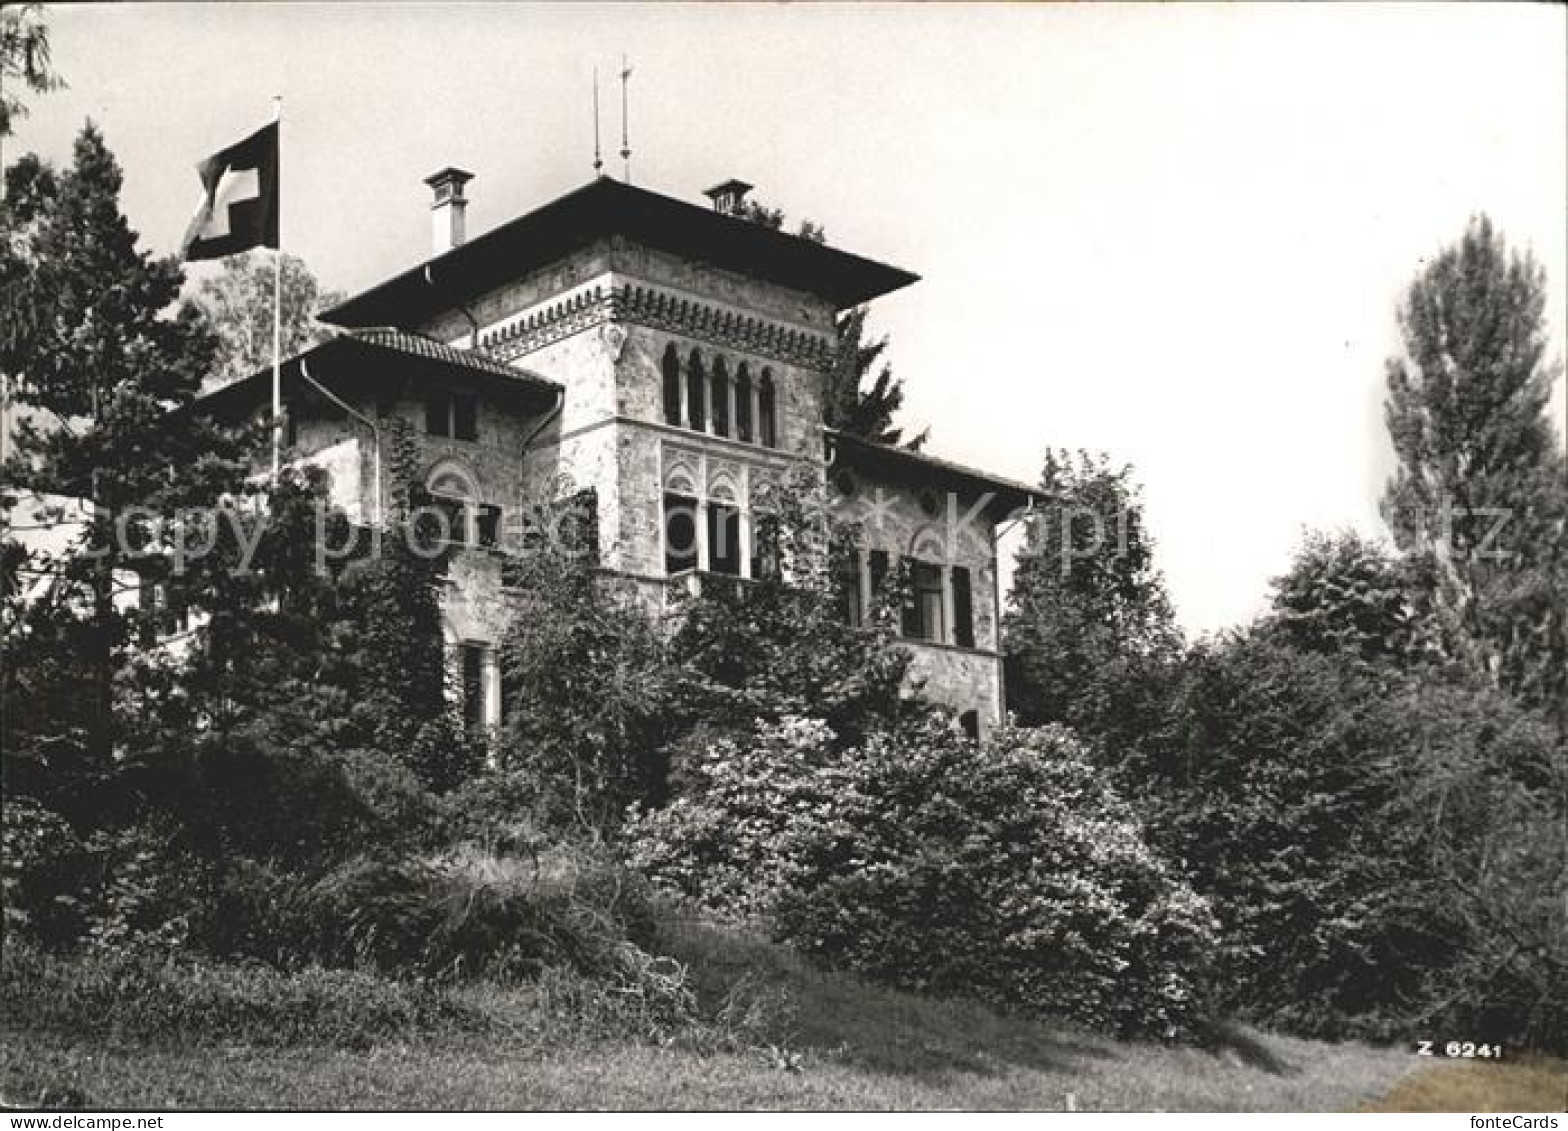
1003, 449, 1179, 742
188, 252, 344, 388
0, 3, 64, 142
1263, 528, 1441, 667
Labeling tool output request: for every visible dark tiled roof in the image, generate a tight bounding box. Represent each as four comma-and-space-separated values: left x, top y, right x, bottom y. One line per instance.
825, 428, 1049, 516
321, 177, 919, 328
348, 328, 553, 389
194, 330, 560, 419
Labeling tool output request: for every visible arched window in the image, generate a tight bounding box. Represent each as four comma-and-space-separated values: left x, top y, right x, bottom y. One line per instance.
758, 370, 777, 448
707, 478, 741, 575
427, 464, 475, 545
663, 491, 699, 575
710, 358, 731, 438
735, 364, 753, 442
685, 350, 707, 432
426, 463, 497, 547
661, 344, 682, 425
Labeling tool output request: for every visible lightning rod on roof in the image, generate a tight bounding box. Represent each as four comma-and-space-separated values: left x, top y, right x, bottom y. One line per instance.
619, 55, 633, 184
592, 66, 604, 177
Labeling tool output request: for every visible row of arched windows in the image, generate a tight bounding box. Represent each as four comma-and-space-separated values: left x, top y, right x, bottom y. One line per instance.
661, 344, 778, 448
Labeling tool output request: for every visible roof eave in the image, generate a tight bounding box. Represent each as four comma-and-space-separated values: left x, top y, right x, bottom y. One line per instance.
319, 178, 919, 328
193, 335, 561, 420
825, 429, 1049, 518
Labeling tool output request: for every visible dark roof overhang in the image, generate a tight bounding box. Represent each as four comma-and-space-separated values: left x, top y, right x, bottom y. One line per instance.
824, 428, 1048, 522
320, 177, 919, 328
194, 329, 561, 421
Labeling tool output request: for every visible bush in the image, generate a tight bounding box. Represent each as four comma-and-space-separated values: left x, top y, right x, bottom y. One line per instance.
197, 841, 656, 983
165, 738, 446, 866
1, 937, 484, 1049
1125, 632, 1568, 1045
1382, 680, 1567, 1050
1, 797, 93, 945
628, 717, 1218, 1040
439, 769, 571, 854
82, 820, 207, 955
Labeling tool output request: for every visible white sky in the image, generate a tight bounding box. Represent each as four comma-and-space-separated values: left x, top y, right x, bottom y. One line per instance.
10, 2, 1566, 635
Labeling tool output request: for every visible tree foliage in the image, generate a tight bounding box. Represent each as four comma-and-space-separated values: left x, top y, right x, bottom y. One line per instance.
629, 716, 1219, 1040
495, 489, 674, 835
738, 197, 925, 449
1, 122, 251, 776
494, 464, 918, 834
0, 3, 64, 141
188, 251, 345, 388
1105, 627, 1567, 1045
1262, 528, 1441, 666
1381, 215, 1568, 726
1003, 448, 1180, 739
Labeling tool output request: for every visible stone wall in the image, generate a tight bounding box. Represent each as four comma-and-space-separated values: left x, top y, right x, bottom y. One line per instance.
902, 643, 1005, 730
829, 463, 1007, 727
286, 227, 1013, 734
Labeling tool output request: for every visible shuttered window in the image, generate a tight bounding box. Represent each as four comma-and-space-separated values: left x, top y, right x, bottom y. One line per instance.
952, 565, 974, 648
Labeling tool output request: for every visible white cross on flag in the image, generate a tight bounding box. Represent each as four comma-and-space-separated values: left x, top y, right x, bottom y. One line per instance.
180, 120, 279, 261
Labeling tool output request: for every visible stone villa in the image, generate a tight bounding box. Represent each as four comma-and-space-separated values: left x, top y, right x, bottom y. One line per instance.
199, 170, 1042, 739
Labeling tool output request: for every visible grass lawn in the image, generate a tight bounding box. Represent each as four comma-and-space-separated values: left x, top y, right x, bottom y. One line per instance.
3, 920, 1559, 1111
1362, 1059, 1567, 1114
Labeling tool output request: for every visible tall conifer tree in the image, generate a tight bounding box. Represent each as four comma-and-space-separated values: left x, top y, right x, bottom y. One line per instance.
1, 123, 249, 775
1381, 215, 1567, 724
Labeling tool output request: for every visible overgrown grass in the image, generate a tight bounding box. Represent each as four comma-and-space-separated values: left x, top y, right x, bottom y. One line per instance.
5, 918, 1554, 1111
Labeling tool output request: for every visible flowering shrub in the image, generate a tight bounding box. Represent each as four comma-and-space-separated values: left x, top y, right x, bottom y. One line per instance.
628, 717, 1218, 1040
1, 797, 92, 945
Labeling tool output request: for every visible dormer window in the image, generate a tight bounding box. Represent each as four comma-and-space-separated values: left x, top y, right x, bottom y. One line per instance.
425, 390, 478, 441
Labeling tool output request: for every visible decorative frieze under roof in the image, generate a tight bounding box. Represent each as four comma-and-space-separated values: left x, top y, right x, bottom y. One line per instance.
476, 282, 836, 370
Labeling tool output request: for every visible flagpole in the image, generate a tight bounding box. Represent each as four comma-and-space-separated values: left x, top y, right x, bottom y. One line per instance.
271, 95, 283, 483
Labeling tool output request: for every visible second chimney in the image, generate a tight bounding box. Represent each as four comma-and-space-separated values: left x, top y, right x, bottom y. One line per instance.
703, 179, 754, 217
425, 167, 474, 255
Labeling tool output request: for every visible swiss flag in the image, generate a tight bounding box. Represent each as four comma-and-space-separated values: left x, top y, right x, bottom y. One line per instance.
180, 121, 278, 261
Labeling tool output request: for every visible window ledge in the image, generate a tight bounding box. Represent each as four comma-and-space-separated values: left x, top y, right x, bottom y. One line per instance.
895, 635, 999, 661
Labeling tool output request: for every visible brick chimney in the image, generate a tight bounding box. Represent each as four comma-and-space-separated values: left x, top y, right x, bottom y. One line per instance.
424, 167, 474, 254
703, 178, 754, 217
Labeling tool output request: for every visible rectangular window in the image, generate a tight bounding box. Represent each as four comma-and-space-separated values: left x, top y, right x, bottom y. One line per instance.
664, 493, 698, 575
460, 643, 485, 736
842, 551, 864, 627
750, 516, 780, 581
431, 495, 468, 544
476, 503, 502, 549
453, 393, 478, 441
425, 391, 450, 437
708, 504, 741, 576
952, 565, 974, 648
905, 561, 945, 643
425, 390, 479, 440
868, 549, 889, 614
